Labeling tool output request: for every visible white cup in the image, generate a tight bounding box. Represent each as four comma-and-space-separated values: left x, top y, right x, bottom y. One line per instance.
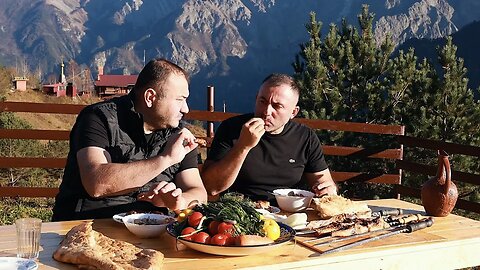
15, 218, 42, 259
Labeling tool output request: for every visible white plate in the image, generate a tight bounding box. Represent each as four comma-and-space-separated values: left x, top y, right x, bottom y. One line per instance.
167, 223, 295, 256
0, 257, 38, 270
113, 211, 174, 223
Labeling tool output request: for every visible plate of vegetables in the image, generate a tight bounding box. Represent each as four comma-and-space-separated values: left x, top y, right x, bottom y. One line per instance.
167, 194, 295, 256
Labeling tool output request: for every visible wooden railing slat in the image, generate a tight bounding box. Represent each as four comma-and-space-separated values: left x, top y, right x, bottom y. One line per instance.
0, 129, 70, 140
398, 135, 480, 157
295, 118, 405, 135
323, 146, 403, 159
0, 187, 58, 198
396, 160, 480, 186
0, 157, 66, 168
0, 101, 85, 114
331, 172, 401, 184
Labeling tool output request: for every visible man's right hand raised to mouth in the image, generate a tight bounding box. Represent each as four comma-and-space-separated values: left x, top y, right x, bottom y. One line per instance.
238, 118, 265, 150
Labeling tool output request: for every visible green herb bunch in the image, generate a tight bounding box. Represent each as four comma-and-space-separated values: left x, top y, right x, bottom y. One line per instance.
194, 193, 264, 236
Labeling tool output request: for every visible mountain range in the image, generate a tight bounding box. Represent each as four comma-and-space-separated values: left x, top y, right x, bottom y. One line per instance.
1, 0, 480, 112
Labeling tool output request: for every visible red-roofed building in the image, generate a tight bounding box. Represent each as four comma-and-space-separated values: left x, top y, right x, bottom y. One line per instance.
94, 66, 138, 98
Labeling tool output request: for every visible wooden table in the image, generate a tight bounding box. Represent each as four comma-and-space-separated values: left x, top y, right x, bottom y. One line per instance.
1, 199, 479, 269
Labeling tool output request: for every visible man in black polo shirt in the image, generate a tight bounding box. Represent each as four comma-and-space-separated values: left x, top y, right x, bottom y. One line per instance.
201, 73, 337, 203
52, 58, 207, 221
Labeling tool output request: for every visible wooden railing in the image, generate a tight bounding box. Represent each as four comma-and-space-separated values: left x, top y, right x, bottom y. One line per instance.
395, 135, 480, 213
1, 100, 479, 214
0, 100, 404, 191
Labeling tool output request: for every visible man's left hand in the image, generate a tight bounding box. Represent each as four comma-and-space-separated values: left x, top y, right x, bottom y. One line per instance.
137, 181, 187, 210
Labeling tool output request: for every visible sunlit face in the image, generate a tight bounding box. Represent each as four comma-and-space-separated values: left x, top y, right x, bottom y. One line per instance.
145, 72, 189, 130
254, 83, 299, 134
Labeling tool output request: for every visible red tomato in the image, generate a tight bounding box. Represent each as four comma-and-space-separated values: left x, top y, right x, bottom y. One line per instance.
210, 233, 230, 246
217, 222, 235, 235
226, 235, 236, 246
187, 211, 204, 227
180, 227, 196, 241
192, 231, 210, 244
208, 220, 220, 235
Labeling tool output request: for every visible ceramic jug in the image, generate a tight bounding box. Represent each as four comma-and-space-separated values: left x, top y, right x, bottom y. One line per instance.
421, 150, 458, 217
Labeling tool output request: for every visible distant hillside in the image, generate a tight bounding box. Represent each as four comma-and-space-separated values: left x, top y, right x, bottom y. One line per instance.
1, 0, 480, 112
4, 90, 100, 130
397, 20, 480, 91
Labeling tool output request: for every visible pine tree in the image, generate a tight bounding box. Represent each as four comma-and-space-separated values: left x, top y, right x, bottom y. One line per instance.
293, 6, 480, 200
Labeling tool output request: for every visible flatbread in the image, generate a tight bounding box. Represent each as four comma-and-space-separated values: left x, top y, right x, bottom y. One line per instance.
53, 222, 164, 270
312, 195, 371, 219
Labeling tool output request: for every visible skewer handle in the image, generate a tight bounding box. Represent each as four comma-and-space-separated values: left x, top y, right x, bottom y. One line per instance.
407, 218, 434, 232
378, 208, 403, 216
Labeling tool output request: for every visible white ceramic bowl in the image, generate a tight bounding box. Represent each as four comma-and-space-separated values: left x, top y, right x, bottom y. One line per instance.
273, 188, 315, 212
122, 213, 175, 238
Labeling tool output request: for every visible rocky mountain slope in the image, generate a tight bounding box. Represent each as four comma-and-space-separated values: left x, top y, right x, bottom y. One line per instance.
1, 0, 479, 112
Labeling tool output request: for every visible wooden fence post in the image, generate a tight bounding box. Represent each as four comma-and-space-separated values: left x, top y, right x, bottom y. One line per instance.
207, 85, 215, 138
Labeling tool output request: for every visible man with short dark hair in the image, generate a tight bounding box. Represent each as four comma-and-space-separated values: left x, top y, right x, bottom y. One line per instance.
201, 73, 337, 203
52, 58, 207, 221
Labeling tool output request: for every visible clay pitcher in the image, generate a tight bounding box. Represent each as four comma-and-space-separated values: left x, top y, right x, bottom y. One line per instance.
421, 150, 458, 217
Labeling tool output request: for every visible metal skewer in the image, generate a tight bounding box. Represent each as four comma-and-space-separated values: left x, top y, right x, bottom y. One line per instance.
320, 218, 434, 256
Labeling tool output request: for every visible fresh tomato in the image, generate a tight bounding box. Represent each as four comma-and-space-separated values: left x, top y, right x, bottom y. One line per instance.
187, 211, 204, 227
210, 233, 232, 246
192, 231, 210, 244
180, 227, 196, 241
208, 220, 220, 235
217, 222, 235, 235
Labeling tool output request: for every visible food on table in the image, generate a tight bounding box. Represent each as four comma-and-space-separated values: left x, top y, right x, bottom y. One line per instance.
312, 195, 371, 219
273, 188, 315, 212
235, 234, 274, 246
254, 200, 281, 214
122, 213, 174, 238
177, 208, 193, 222
306, 213, 389, 237
173, 193, 282, 246
255, 200, 271, 209
194, 138, 207, 146
287, 191, 306, 197
284, 213, 308, 228
53, 222, 164, 270
263, 218, 281, 240
132, 216, 174, 225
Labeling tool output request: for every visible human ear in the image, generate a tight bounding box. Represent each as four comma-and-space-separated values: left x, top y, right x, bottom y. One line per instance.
291, 106, 299, 119
144, 88, 156, 108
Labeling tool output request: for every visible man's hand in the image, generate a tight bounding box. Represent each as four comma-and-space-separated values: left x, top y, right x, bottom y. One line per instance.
305, 169, 338, 197
137, 181, 188, 210
237, 118, 265, 149
162, 128, 198, 165
312, 180, 338, 197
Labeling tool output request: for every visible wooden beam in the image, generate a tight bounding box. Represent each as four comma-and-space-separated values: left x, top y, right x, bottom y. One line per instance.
323, 146, 403, 159
0, 101, 85, 114
0, 129, 70, 140
331, 172, 401, 184
0, 187, 58, 198
0, 157, 66, 168
398, 135, 480, 157
295, 118, 405, 135
396, 160, 480, 186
